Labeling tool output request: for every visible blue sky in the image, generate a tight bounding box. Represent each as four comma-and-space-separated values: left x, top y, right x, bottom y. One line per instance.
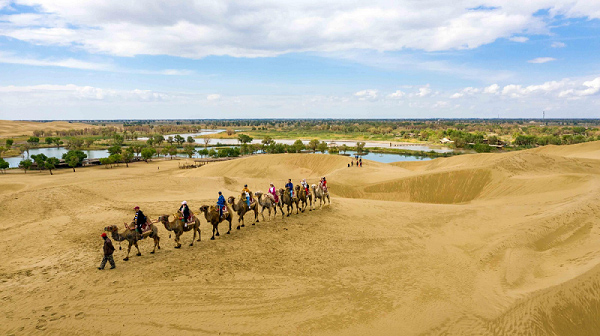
0, 1, 599, 119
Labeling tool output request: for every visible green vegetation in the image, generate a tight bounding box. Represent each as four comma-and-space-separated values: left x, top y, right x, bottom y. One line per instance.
19, 159, 32, 173
62, 150, 88, 172
0, 158, 8, 173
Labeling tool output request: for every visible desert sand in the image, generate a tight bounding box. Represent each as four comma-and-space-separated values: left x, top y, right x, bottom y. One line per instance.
3, 143, 600, 335
0, 120, 97, 137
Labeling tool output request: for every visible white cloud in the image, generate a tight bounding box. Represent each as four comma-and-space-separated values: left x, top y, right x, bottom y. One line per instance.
483, 84, 500, 94
3, 77, 600, 119
509, 36, 529, 42
450, 87, 479, 98
528, 57, 557, 64
206, 94, 221, 101
354, 89, 378, 100
416, 85, 431, 97
501, 80, 566, 97
551, 41, 566, 48
0, 84, 171, 101
0, 1, 597, 58
559, 78, 600, 97
387, 90, 405, 99
0, 52, 193, 75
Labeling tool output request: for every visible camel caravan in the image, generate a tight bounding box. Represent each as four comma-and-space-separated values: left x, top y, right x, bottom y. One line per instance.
103, 178, 330, 262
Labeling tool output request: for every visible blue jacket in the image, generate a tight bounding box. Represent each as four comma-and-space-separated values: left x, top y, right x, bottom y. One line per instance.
285, 182, 294, 190
217, 195, 226, 207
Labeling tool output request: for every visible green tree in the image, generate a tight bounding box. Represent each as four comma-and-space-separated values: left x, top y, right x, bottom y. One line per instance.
66, 138, 84, 150
67, 156, 80, 172
109, 154, 122, 166
340, 144, 348, 154
141, 147, 156, 162
52, 137, 63, 148
174, 135, 185, 146
62, 150, 88, 171
166, 136, 174, 145
317, 141, 328, 153
197, 148, 209, 157
5, 139, 13, 148
238, 134, 253, 144
186, 136, 195, 144
308, 139, 319, 152
122, 148, 134, 167
131, 144, 144, 157
99, 157, 113, 168
183, 144, 196, 158
108, 145, 122, 156
262, 136, 274, 146
31, 153, 48, 171
292, 139, 305, 153
153, 134, 165, 146
27, 136, 40, 146
0, 146, 4, 158
45, 157, 59, 175
167, 145, 178, 159
45, 137, 54, 145
19, 159, 32, 173
84, 138, 95, 148
356, 142, 366, 154
0, 158, 8, 173
113, 133, 124, 145
146, 138, 154, 147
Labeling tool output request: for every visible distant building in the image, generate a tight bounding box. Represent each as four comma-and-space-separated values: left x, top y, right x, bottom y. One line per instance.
440, 137, 454, 144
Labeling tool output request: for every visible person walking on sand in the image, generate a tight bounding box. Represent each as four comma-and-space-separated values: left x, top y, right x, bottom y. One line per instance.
98, 233, 116, 270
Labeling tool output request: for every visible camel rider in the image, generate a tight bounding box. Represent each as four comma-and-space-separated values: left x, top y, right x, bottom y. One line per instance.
269, 183, 279, 203
242, 184, 252, 207
133, 206, 146, 236
217, 192, 226, 218
286, 179, 294, 198
301, 179, 309, 196
321, 177, 328, 192
179, 201, 190, 227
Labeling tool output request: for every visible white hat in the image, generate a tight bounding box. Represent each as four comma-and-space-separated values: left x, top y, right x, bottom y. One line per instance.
182, 201, 187, 205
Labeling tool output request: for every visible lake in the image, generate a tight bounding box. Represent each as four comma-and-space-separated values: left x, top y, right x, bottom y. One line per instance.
4, 146, 434, 168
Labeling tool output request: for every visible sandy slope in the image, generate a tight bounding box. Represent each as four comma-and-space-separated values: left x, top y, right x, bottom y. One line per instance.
0, 120, 97, 137
2, 146, 600, 335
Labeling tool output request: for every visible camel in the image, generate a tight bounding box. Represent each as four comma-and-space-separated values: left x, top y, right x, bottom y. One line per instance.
199, 204, 233, 239
278, 187, 299, 216
228, 194, 259, 229
255, 191, 283, 220
295, 185, 313, 212
104, 223, 160, 261
158, 210, 201, 248
312, 184, 331, 209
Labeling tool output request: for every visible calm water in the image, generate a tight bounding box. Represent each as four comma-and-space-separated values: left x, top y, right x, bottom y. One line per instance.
4, 146, 433, 168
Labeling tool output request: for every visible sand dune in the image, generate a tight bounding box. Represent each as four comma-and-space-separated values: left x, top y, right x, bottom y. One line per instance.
3, 144, 600, 335
0, 120, 97, 137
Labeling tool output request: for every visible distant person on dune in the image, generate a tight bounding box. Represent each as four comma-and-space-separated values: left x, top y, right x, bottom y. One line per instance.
98, 232, 115, 270
217, 192, 226, 218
